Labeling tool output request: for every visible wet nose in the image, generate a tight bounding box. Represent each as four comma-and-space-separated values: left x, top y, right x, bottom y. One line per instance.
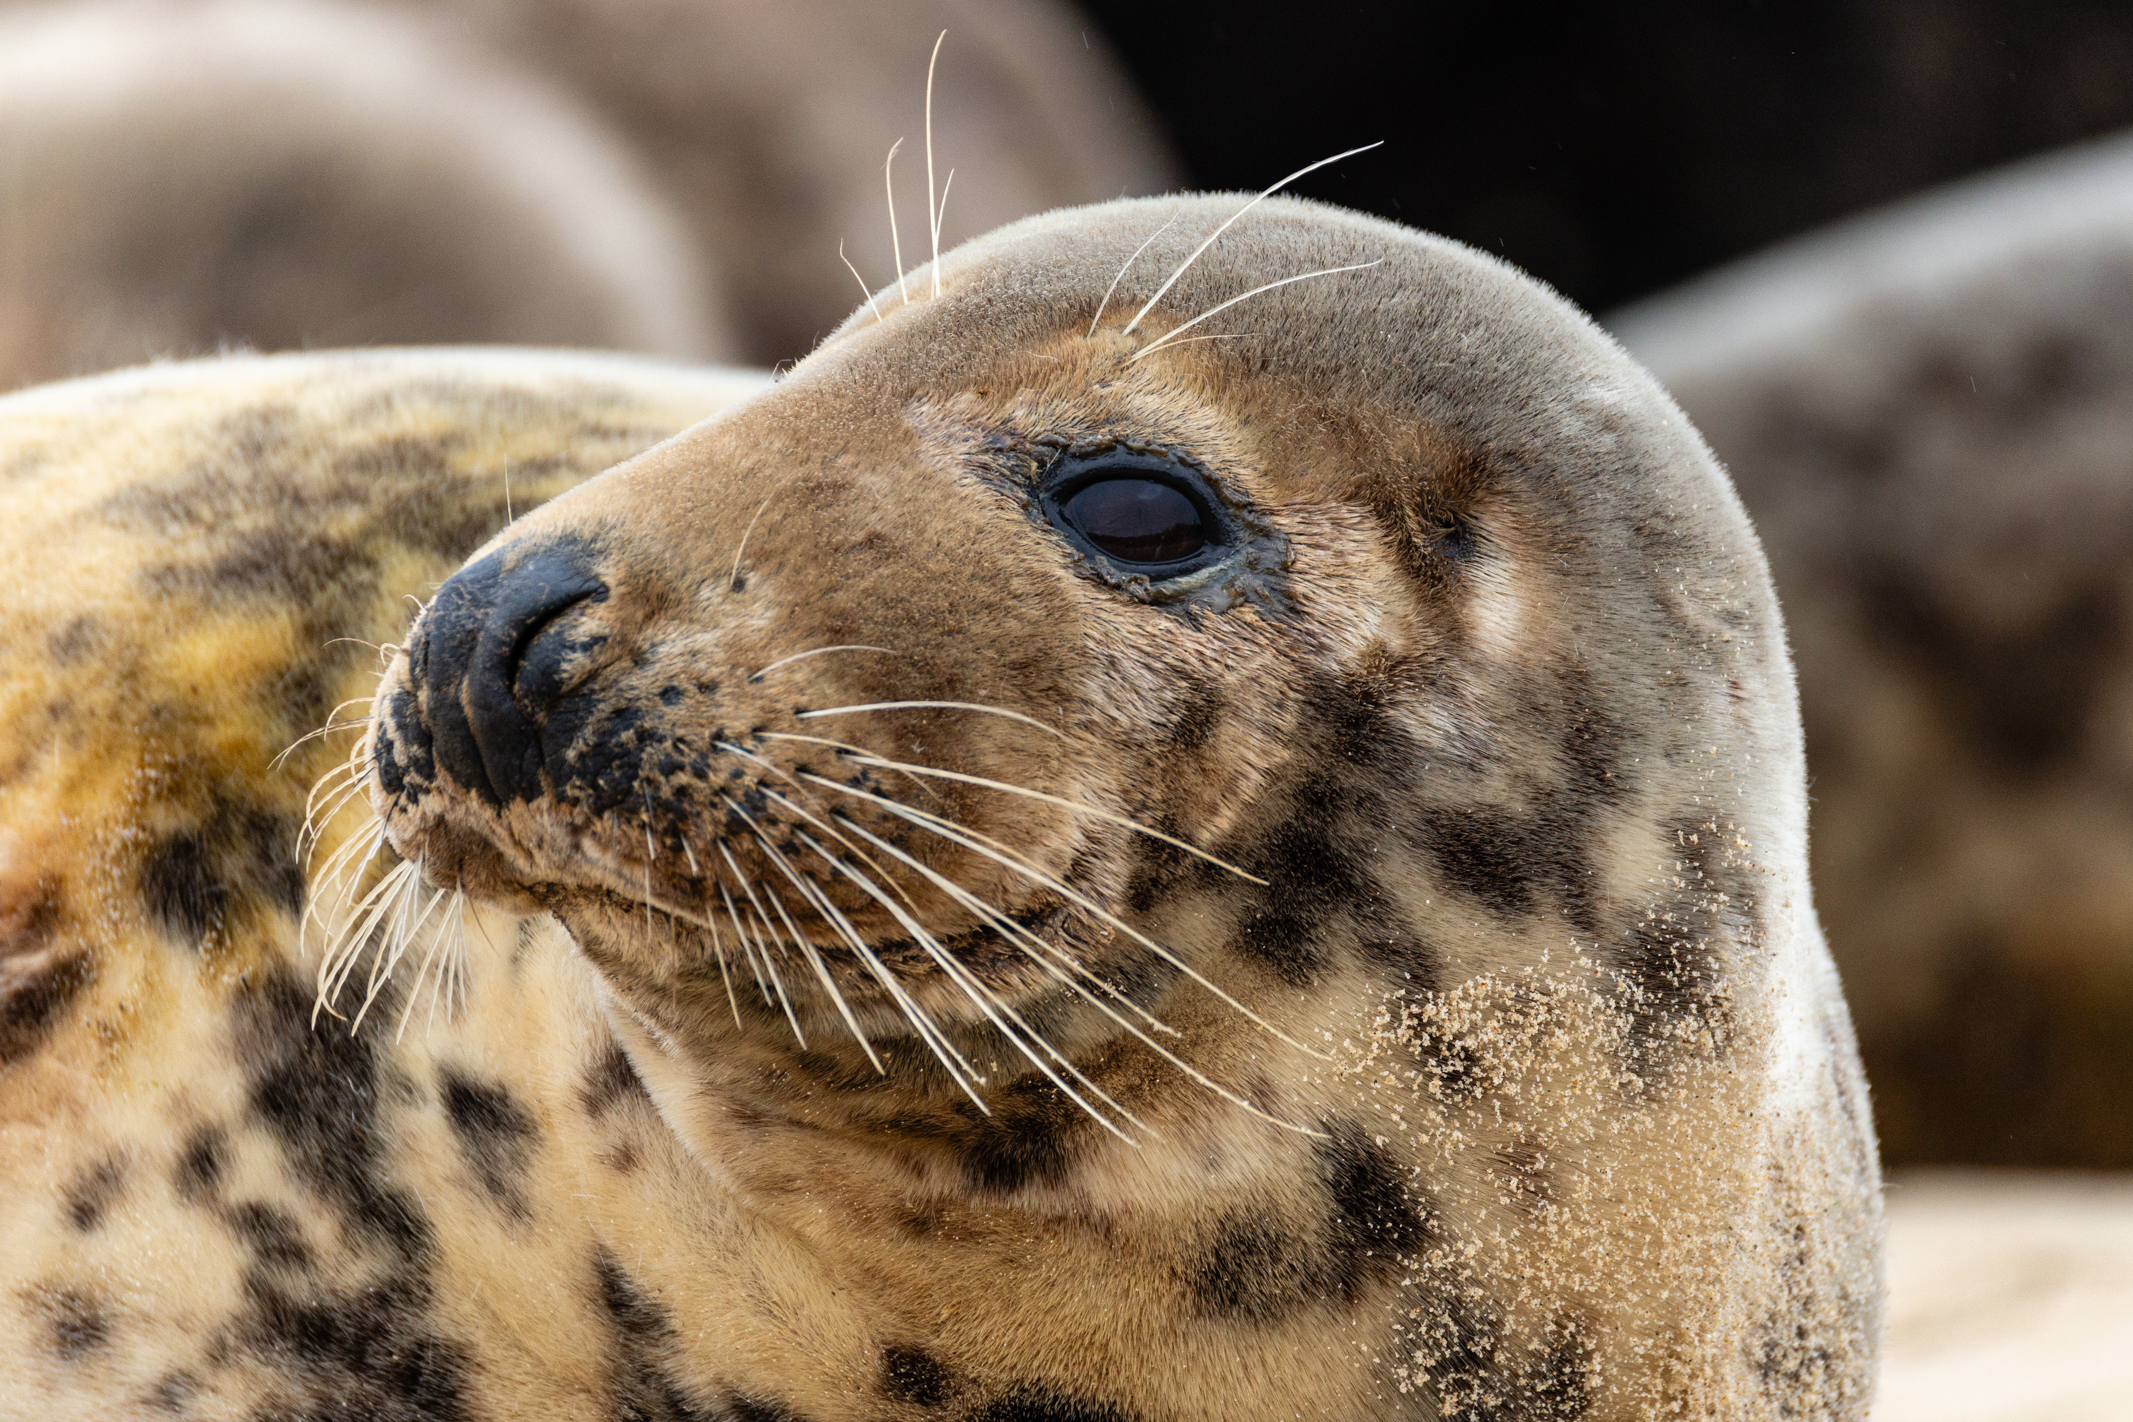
409, 541, 606, 806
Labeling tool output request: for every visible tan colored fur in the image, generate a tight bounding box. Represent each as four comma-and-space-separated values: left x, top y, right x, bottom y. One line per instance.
1, 197, 1877, 1420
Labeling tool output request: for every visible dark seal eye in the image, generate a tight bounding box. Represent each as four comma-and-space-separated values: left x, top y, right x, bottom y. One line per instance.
1062, 478, 1206, 566
1039, 451, 1232, 580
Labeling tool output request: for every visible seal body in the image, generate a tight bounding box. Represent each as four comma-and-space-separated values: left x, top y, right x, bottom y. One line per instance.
1613, 132, 2133, 1168
1, 197, 1879, 1420
0, 0, 731, 390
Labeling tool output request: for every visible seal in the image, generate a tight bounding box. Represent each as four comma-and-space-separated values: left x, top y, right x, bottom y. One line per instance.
0, 0, 731, 391
0, 195, 1880, 1420
1612, 131, 2133, 1168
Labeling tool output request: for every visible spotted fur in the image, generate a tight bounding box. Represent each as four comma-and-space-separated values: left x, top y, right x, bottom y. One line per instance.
2, 196, 1878, 1420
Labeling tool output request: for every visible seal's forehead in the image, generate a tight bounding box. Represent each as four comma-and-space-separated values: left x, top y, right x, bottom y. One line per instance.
812, 194, 1716, 519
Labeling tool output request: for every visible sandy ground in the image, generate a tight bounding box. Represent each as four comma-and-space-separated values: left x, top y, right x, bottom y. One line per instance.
1876, 1169, 2133, 1420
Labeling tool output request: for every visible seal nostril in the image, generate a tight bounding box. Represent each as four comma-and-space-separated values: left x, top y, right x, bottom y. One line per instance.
465, 547, 607, 805
412, 541, 605, 808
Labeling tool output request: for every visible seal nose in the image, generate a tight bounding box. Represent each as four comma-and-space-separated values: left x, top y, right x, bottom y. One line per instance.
409, 542, 606, 806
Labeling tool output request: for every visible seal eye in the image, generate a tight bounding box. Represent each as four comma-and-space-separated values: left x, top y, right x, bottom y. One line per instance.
1062, 478, 1207, 566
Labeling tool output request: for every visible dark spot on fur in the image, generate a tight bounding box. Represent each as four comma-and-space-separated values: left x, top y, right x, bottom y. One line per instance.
147, 1370, 199, 1412
28, 1284, 111, 1360
63, 1155, 127, 1231
1358, 440, 1495, 601
45, 614, 102, 665
0, 937, 90, 1067
1406, 1301, 1593, 1421
440, 1067, 539, 1222
227, 1200, 313, 1270
1613, 816, 1755, 1065
236, 1272, 472, 1421
236, 968, 433, 1261
1226, 775, 1379, 987
175, 1126, 228, 1204
1167, 679, 1225, 752
1316, 1119, 1428, 1301
950, 1076, 1091, 1195
968, 1388, 1136, 1422
880, 1345, 950, 1408
593, 1247, 717, 1421
1186, 1215, 1302, 1322
725, 1396, 808, 1422
141, 801, 304, 948
1417, 808, 1533, 917
581, 1045, 652, 1120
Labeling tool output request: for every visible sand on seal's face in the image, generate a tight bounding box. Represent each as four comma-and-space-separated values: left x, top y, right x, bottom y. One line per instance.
1875, 1169, 2133, 1422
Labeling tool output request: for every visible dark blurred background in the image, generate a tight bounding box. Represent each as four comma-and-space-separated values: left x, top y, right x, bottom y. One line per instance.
1079, 0, 2133, 311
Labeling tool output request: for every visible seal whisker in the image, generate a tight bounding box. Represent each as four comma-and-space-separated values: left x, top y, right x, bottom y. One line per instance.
718, 882, 776, 1010
883, 137, 908, 305
828, 820, 1289, 1140
395, 887, 467, 1042
304, 812, 388, 954
353, 855, 451, 1032
747, 644, 898, 683
717, 842, 807, 1045
803, 821, 1151, 1137
725, 776, 1004, 1088
824, 814, 1312, 1135
309, 821, 401, 1005
1087, 215, 1178, 336
839, 753, 1266, 883
798, 701, 1065, 739
756, 730, 943, 802
800, 773, 1331, 1065
837, 241, 883, 324
1121, 140, 1383, 336
722, 795, 884, 1070
272, 714, 375, 769
722, 847, 972, 1086
1130, 261, 1383, 363
727, 495, 773, 593
714, 742, 929, 912
700, 882, 743, 1028
924, 29, 946, 300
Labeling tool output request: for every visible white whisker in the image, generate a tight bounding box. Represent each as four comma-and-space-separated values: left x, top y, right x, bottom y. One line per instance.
727, 496, 773, 593
717, 747, 929, 916
722, 797, 884, 1071
841, 753, 1267, 884
838, 240, 883, 323
1121, 140, 1383, 336
1132, 262, 1382, 363
829, 811, 1321, 1137
1087, 215, 1177, 336
718, 882, 775, 1009
803, 821, 1149, 1137
800, 773, 1330, 1066
795, 832, 1132, 1136
884, 138, 908, 305
925, 29, 946, 300
749, 645, 897, 683
755, 731, 944, 803
717, 842, 806, 1044
797, 701, 1063, 739
699, 881, 742, 1027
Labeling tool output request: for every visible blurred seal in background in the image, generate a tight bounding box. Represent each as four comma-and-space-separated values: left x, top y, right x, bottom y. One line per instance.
1613, 132, 2133, 1169
0, 0, 1176, 388
0, 0, 730, 386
